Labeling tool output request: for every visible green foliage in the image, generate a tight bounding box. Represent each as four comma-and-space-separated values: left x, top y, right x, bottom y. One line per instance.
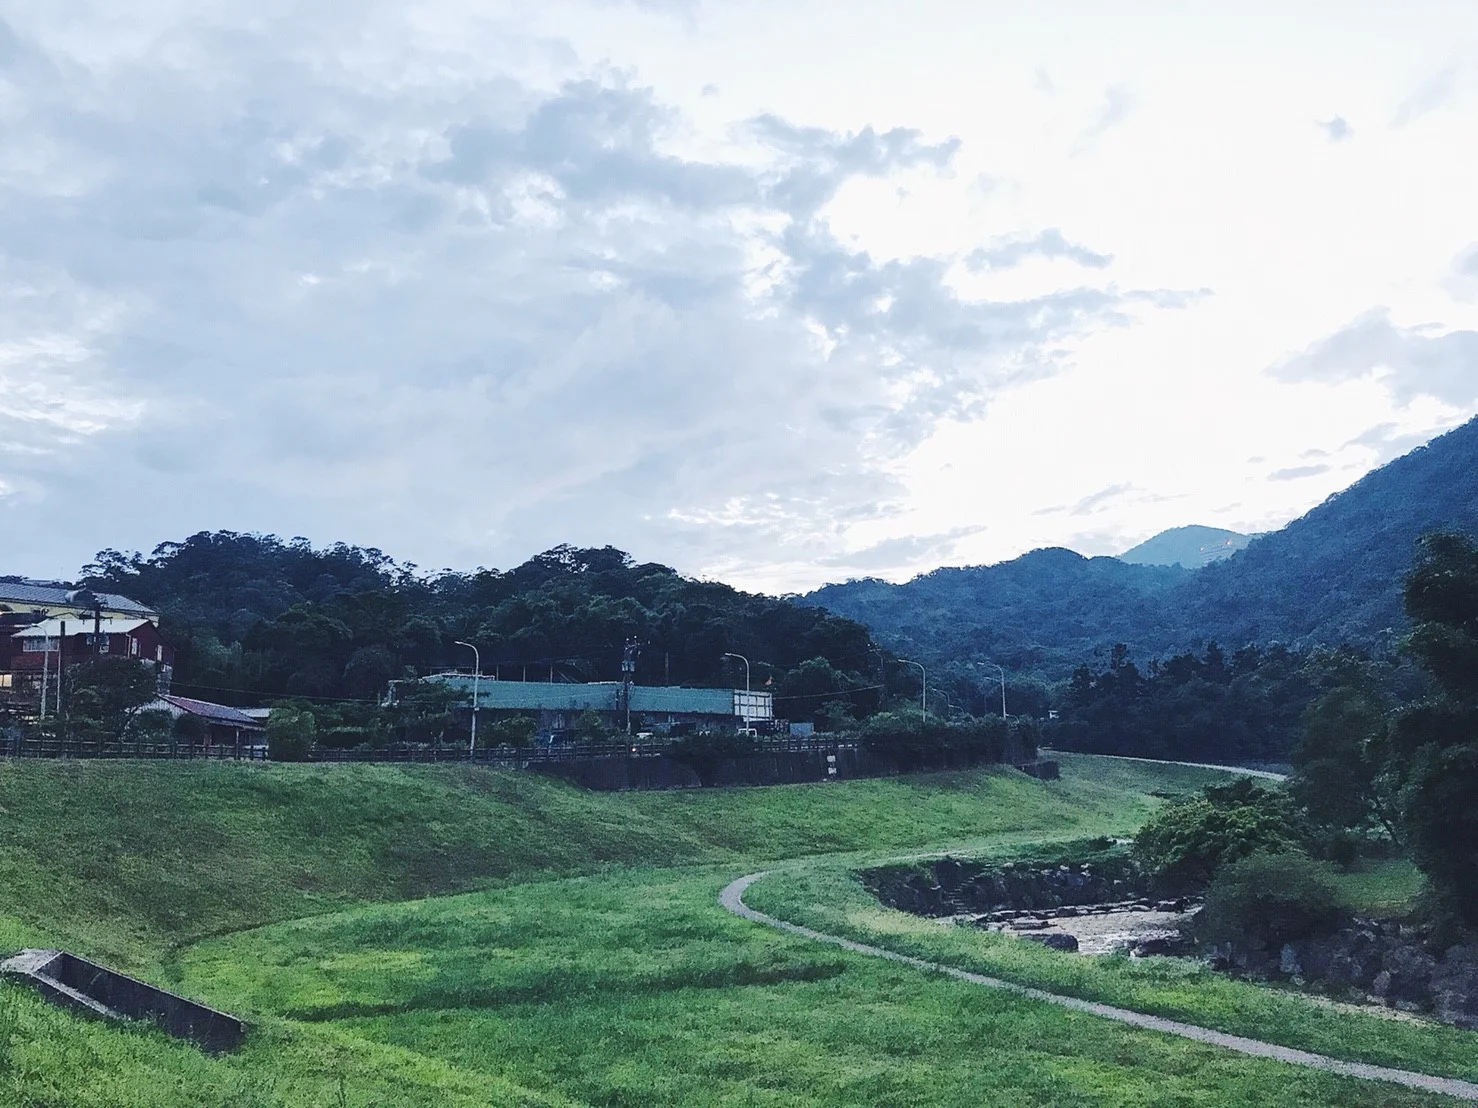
1289, 682, 1399, 846
485, 714, 536, 747
1134, 779, 1302, 891
1199, 850, 1342, 954
81, 533, 881, 716
808, 416, 1478, 689
0, 754, 1456, 1105
64, 657, 160, 742
859, 711, 1014, 772
571, 709, 606, 741
1382, 531, 1478, 924
666, 731, 759, 786
266, 707, 315, 762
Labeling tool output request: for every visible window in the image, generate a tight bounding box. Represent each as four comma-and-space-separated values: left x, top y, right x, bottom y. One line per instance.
0, 674, 12, 689
130, 638, 140, 657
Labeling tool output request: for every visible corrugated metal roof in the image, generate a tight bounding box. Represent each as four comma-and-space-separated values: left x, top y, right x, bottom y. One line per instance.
12, 618, 151, 639
155, 695, 263, 728
428, 676, 771, 717
0, 580, 156, 617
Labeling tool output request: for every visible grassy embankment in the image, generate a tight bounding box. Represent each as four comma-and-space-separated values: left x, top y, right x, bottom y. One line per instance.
0, 755, 1464, 1106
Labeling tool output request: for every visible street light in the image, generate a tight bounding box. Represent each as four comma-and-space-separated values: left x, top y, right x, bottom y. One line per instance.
454, 641, 480, 752
900, 658, 926, 717
977, 661, 1007, 720
721, 652, 751, 692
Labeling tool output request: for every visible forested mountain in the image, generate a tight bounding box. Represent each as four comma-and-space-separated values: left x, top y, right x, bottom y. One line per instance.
805, 415, 1478, 676
79, 536, 886, 719
1118, 525, 1251, 568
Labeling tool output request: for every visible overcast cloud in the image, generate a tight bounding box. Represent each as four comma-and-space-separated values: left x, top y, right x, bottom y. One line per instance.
4, 2, 1478, 591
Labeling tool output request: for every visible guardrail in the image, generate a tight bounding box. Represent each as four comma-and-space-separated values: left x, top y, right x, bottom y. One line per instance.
0, 735, 856, 764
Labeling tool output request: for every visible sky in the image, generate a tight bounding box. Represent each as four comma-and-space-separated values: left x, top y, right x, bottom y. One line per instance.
3, 1, 1477, 594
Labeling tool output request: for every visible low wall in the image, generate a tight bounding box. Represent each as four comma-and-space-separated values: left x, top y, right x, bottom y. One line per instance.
530, 747, 902, 790
1, 949, 246, 1052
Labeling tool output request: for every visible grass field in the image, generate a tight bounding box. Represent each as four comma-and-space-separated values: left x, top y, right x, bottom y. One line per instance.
0, 754, 1467, 1106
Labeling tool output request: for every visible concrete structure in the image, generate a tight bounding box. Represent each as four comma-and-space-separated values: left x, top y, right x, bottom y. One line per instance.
423, 675, 773, 737
1, 948, 245, 1052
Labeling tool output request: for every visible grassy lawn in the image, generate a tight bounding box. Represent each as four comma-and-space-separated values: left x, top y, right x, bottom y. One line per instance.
0, 754, 1468, 1105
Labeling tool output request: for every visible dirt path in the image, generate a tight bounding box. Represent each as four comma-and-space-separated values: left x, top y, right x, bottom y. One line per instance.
719, 872, 1478, 1102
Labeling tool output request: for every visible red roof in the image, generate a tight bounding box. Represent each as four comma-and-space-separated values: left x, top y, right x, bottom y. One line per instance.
158, 695, 263, 729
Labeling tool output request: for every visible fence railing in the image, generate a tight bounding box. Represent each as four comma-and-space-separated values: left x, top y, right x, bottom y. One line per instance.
0, 735, 858, 764
0, 736, 268, 760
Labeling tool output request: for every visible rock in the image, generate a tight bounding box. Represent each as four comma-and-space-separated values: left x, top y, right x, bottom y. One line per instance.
1133, 936, 1194, 957
1011, 918, 1049, 930
1155, 899, 1187, 913
1371, 970, 1393, 998
1279, 944, 1302, 977
1022, 932, 1079, 952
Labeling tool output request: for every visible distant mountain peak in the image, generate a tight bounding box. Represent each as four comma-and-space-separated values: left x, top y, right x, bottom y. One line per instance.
1117, 525, 1252, 569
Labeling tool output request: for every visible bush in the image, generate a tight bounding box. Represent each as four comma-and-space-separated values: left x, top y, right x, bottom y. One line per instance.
859, 712, 1010, 772
1134, 780, 1302, 892
1199, 850, 1341, 955
267, 707, 316, 762
487, 715, 537, 747
668, 731, 758, 787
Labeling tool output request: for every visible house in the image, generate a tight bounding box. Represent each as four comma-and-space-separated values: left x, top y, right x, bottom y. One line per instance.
2, 618, 175, 706
143, 695, 265, 749
0, 579, 157, 622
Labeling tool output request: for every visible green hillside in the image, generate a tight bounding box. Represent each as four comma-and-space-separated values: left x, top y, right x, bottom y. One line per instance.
805, 415, 1478, 674
0, 758, 1467, 1106
1118, 525, 1251, 568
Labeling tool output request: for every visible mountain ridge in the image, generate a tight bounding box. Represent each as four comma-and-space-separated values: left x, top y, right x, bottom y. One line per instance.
803, 416, 1478, 675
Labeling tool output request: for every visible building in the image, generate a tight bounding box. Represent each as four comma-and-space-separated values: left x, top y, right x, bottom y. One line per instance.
0, 579, 158, 622
143, 695, 265, 748
421, 675, 773, 738
1, 618, 175, 707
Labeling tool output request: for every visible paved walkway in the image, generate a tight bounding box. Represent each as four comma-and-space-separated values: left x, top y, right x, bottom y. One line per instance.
1041, 749, 1288, 781
719, 872, 1478, 1102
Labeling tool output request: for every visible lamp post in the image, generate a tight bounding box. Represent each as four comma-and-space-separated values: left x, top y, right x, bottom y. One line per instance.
978, 661, 1007, 720
722, 651, 752, 728
454, 641, 480, 752
900, 658, 926, 718
722, 652, 750, 692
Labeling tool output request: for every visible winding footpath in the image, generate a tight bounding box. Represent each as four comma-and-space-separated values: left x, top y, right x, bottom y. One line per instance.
720, 872, 1478, 1103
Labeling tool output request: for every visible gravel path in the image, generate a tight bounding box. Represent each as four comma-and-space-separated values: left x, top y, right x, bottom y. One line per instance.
720, 872, 1478, 1102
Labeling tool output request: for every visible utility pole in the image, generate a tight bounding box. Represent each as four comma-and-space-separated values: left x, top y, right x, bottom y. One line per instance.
900, 658, 926, 718
621, 638, 640, 734
454, 641, 480, 752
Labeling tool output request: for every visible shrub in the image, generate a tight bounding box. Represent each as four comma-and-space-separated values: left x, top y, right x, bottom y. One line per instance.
487, 715, 537, 747
668, 731, 758, 787
267, 707, 316, 762
1199, 850, 1341, 955
1134, 780, 1302, 892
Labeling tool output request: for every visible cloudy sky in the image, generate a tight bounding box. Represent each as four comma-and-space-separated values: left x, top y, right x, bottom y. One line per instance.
4, 1, 1477, 593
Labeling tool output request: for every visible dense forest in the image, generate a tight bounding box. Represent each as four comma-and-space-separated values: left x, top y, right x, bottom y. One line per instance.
1048, 640, 1426, 765
79, 534, 910, 725
805, 414, 1478, 678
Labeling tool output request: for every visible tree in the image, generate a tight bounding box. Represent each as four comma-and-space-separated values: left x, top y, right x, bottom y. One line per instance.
1134, 780, 1302, 892
1290, 685, 1398, 841
266, 707, 316, 762
1383, 531, 1478, 923
65, 658, 160, 743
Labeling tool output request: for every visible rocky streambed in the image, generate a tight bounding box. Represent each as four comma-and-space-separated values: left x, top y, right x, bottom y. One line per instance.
863, 850, 1478, 1029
